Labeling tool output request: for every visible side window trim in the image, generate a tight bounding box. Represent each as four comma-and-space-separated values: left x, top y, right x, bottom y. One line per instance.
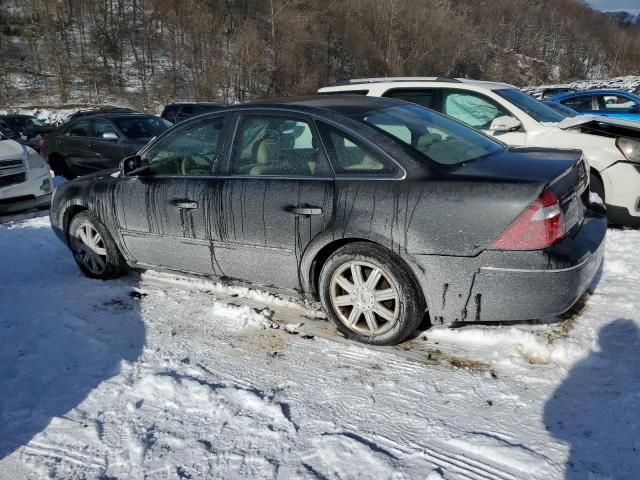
136, 114, 229, 178
221, 111, 333, 179
314, 118, 406, 180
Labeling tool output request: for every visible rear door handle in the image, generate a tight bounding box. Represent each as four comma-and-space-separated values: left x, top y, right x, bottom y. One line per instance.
286, 205, 323, 216
171, 200, 199, 210
88, 142, 95, 148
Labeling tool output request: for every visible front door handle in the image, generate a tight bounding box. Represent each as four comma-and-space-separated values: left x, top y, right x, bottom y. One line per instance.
286, 205, 323, 216
88, 142, 95, 148
171, 200, 199, 210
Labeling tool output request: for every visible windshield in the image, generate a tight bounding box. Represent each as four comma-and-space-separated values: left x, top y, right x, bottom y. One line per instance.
543, 101, 579, 118
114, 116, 172, 139
3, 116, 49, 128
494, 88, 565, 123
348, 104, 504, 166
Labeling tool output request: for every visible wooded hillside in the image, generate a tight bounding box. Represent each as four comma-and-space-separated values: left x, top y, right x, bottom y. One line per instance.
1, 0, 639, 109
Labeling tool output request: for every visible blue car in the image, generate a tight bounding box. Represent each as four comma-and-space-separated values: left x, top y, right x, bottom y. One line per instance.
547, 89, 640, 123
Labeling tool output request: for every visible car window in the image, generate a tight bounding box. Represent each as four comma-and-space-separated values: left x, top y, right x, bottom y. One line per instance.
113, 116, 171, 139
351, 104, 503, 166
91, 119, 119, 138
229, 115, 327, 177
561, 95, 593, 111
441, 91, 509, 129
143, 117, 225, 176
493, 88, 565, 123
162, 105, 179, 122
383, 88, 437, 110
317, 122, 395, 174
598, 94, 637, 111
66, 119, 92, 137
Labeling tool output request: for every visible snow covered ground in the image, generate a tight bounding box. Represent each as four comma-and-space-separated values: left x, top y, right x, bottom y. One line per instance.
524, 75, 640, 98
1, 211, 639, 479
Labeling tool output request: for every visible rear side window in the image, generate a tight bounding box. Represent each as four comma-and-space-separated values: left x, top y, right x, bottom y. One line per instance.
317, 122, 396, 175
383, 88, 437, 110
561, 95, 593, 111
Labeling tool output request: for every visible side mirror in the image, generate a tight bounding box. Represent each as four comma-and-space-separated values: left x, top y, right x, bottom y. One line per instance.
489, 115, 522, 133
120, 155, 143, 176
629, 104, 640, 114
102, 131, 119, 140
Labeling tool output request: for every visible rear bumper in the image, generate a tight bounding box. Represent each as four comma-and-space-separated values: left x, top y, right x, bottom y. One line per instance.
413, 206, 607, 324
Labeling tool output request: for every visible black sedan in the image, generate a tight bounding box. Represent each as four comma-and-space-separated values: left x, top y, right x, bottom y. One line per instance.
50, 96, 606, 345
41, 113, 171, 178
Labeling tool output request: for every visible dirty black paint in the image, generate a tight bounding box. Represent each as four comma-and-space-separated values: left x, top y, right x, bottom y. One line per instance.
50, 96, 607, 325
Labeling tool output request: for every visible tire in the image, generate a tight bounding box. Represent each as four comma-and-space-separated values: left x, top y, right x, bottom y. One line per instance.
590, 172, 605, 204
319, 242, 425, 345
68, 211, 126, 280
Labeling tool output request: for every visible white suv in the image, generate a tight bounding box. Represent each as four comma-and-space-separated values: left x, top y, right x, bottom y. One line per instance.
319, 77, 640, 226
0, 135, 52, 216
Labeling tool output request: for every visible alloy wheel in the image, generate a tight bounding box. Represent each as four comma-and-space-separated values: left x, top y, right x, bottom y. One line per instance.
329, 261, 400, 335
73, 223, 108, 275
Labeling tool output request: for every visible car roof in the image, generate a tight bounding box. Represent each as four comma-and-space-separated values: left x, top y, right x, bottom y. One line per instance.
74, 113, 155, 120
166, 102, 221, 106
319, 77, 515, 91
553, 89, 636, 98
222, 95, 411, 116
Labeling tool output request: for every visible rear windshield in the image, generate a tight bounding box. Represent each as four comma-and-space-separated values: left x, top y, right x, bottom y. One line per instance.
348, 103, 504, 166
114, 116, 172, 139
494, 88, 565, 123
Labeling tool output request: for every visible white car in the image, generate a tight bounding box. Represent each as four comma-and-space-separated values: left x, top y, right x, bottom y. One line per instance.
0, 134, 52, 215
319, 77, 640, 226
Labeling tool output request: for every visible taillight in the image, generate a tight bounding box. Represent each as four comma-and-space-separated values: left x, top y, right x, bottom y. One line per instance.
490, 189, 565, 250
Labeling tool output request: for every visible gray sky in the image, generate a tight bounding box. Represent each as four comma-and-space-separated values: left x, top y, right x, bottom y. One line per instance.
585, 0, 640, 14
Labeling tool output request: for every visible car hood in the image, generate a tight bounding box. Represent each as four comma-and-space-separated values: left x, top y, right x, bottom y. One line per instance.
0, 139, 26, 160
554, 115, 640, 136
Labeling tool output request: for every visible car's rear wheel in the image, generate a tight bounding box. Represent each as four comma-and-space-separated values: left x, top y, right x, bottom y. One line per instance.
319, 242, 425, 345
68, 211, 126, 279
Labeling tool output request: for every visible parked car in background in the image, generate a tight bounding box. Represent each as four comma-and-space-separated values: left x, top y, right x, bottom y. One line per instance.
161, 102, 224, 124
320, 77, 640, 226
41, 113, 171, 178
543, 101, 580, 118
0, 133, 52, 215
538, 87, 575, 100
0, 114, 55, 152
51, 96, 606, 345
69, 107, 138, 119
547, 90, 640, 123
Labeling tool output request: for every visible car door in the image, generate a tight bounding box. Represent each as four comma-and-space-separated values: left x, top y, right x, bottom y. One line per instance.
116, 115, 229, 274
86, 118, 130, 168
60, 119, 96, 171
212, 111, 335, 289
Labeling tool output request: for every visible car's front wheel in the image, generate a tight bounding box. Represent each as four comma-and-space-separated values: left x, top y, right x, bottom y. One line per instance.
68, 211, 126, 279
319, 242, 425, 345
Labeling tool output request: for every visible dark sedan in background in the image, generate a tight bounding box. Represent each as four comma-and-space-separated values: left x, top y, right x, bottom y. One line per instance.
41, 113, 171, 178
50, 96, 606, 345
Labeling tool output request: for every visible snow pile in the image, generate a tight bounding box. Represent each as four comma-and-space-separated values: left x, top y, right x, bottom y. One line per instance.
1, 213, 640, 479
